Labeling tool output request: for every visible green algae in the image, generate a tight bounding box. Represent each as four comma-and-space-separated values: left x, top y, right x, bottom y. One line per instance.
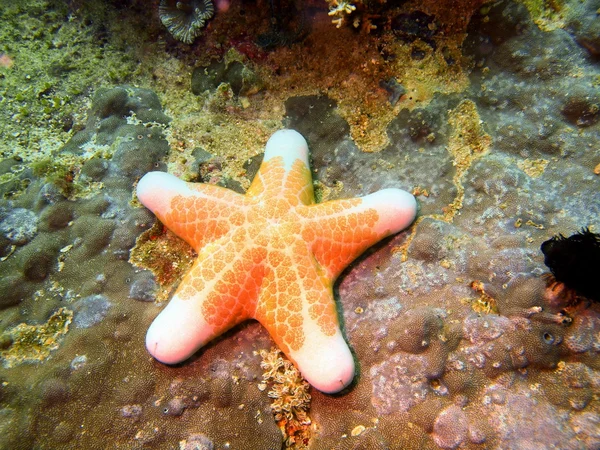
0, 0, 153, 161
31, 155, 80, 197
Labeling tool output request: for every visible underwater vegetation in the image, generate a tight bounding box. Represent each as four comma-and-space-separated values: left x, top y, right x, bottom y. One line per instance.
0, 0, 599, 449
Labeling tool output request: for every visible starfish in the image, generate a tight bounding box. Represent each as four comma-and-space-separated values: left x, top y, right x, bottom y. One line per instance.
137, 129, 417, 393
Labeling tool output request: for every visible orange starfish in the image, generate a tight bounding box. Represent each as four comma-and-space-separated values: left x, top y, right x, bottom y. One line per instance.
137, 130, 417, 393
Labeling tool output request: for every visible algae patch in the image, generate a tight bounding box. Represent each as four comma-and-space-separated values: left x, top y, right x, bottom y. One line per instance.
518, 158, 549, 178
443, 99, 492, 222
129, 221, 196, 301
0, 307, 73, 368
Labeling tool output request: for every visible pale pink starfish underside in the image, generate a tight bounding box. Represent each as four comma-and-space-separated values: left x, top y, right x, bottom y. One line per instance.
137, 129, 417, 393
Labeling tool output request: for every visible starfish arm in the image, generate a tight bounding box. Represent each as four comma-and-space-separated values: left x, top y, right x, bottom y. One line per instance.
137, 171, 248, 251
145, 233, 266, 364
246, 130, 315, 208
299, 188, 417, 280
254, 237, 355, 393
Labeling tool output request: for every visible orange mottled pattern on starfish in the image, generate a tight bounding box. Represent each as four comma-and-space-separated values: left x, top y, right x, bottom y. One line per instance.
161, 184, 246, 251
247, 158, 314, 207
285, 160, 315, 206
178, 234, 265, 336
257, 232, 302, 351
254, 236, 337, 353
298, 199, 382, 279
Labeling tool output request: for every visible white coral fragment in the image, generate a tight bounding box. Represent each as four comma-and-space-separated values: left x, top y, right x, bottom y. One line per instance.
327, 0, 356, 28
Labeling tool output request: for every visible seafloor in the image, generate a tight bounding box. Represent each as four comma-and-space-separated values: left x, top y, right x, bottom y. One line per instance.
0, 0, 599, 449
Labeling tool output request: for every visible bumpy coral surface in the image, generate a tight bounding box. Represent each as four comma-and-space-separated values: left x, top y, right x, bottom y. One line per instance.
0, 0, 598, 449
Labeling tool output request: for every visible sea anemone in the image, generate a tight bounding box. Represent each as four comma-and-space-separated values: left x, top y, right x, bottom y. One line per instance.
159, 0, 215, 44
541, 227, 600, 303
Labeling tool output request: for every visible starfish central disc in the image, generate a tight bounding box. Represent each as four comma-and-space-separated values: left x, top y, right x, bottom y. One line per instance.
136, 129, 417, 393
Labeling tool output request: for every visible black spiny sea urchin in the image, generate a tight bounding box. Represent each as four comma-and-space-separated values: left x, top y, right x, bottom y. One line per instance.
541, 227, 600, 303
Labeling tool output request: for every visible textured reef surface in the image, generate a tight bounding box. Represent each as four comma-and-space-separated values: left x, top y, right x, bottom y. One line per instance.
0, 0, 599, 449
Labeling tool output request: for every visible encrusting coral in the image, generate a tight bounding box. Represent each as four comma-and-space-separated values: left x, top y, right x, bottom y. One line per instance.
1, 0, 599, 448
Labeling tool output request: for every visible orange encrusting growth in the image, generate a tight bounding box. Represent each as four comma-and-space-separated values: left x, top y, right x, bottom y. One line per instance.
137, 129, 417, 393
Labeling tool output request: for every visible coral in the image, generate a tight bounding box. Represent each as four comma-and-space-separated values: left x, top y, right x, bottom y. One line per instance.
327, 0, 356, 29
31, 157, 80, 198
260, 348, 312, 449
159, 0, 215, 44
130, 221, 197, 300
0, 0, 154, 161
255, 0, 307, 50
40, 377, 71, 408
0, 85, 168, 372
564, 1, 600, 59
0, 0, 599, 448
179, 433, 214, 450
72, 295, 112, 328
191, 50, 262, 97
0, 207, 38, 245
431, 405, 469, 449
128, 276, 159, 302
443, 99, 492, 222
38, 201, 75, 231
392, 10, 440, 49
